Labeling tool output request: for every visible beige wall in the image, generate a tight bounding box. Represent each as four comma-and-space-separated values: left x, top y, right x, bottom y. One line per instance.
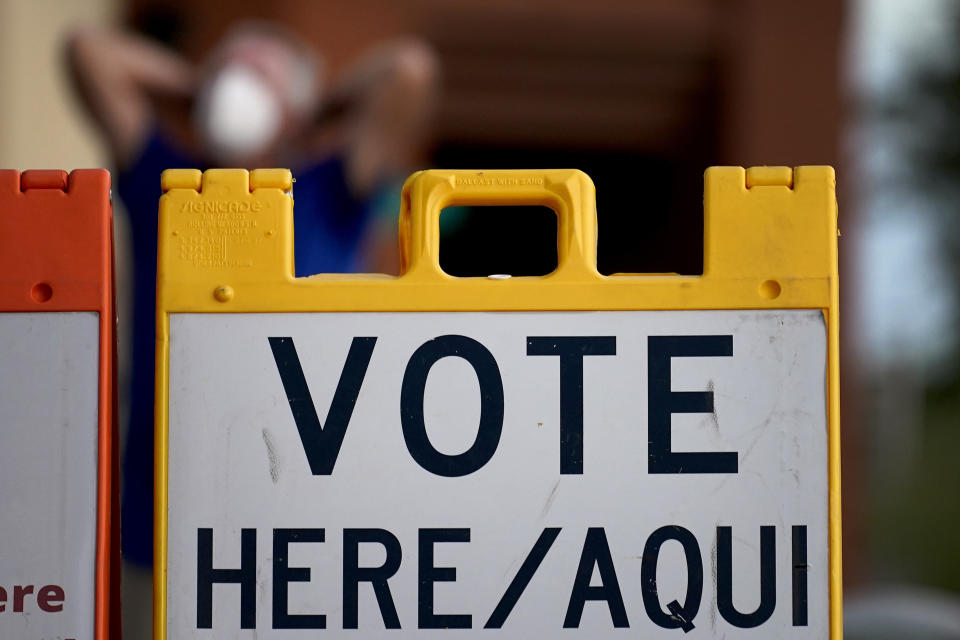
0, 0, 117, 170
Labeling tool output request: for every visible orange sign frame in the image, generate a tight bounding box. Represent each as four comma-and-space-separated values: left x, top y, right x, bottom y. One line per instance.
0, 169, 119, 639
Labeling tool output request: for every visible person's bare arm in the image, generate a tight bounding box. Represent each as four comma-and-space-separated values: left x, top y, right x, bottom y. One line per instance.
66, 27, 195, 166
321, 38, 439, 196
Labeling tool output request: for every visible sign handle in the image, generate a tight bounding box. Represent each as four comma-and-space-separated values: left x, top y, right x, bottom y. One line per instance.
398, 170, 600, 280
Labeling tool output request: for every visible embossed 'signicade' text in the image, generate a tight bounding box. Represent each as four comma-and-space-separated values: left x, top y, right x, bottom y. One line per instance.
180, 201, 263, 214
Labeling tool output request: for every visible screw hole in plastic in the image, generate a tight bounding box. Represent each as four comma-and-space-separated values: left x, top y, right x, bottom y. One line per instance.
31, 282, 53, 303
759, 279, 781, 299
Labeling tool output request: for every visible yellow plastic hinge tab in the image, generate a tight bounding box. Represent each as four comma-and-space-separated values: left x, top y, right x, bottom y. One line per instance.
250, 169, 293, 191
745, 166, 794, 188
161, 169, 202, 192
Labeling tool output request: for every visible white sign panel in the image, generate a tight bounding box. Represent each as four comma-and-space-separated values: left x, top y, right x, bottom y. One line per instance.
0, 312, 99, 640
166, 310, 828, 638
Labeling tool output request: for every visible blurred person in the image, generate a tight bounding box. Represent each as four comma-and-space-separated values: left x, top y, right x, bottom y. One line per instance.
66, 21, 437, 570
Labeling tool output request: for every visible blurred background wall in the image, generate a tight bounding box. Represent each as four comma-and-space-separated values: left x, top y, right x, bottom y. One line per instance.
1, 0, 958, 637
0, 0, 116, 169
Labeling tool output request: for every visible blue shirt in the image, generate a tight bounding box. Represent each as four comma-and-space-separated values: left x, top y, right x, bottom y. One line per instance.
118, 129, 373, 565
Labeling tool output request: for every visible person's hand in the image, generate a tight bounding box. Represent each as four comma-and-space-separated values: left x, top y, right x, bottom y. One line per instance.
66, 27, 195, 166
315, 37, 439, 196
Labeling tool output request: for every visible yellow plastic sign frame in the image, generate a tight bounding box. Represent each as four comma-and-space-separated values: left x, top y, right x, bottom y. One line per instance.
154, 166, 841, 638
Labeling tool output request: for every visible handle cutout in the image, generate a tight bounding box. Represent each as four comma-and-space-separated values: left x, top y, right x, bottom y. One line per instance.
439, 205, 558, 277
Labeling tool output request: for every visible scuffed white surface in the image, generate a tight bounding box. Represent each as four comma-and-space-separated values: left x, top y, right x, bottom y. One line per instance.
167, 310, 829, 637
0, 312, 99, 639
